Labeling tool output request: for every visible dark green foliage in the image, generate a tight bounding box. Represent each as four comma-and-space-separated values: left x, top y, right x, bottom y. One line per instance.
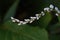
3, 19, 48, 40
0, 0, 60, 40
3, 0, 19, 22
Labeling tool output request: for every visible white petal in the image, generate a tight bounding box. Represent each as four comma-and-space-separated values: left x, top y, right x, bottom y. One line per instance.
24, 19, 30, 22
15, 19, 20, 22
30, 17, 36, 20
35, 14, 41, 20
11, 17, 15, 19
55, 7, 60, 13
49, 4, 54, 9
18, 21, 24, 25
29, 20, 33, 23
57, 10, 60, 13
20, 21, 24, 23
35, 14, 39, 17
55, 7, 58, 10
12, 20, 16, 22
44, 8, 47, 11
41, 11, 44, 13
22, 22, 27, 24
29, 17, 36, 23
35, 14, 41, 17
30, 18, 35, 21
41, 11, 45, 16
55, 13, 59, 16
50, 8, 53, 11
44, 7, 50, 12
18, 23, 21, 25
36, 16, 40, 20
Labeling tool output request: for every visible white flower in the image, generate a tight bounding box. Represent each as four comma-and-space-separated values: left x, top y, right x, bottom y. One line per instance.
30, 17, 36, 20
55, 13, 59, 16
15, 19, 20, 22
35, 14, 39, 16
57, 10, 60, 13
41, 11, 45, 16
55, 7, 59, 11
12, 20, 16, 22
22, 22, 27, 24
18, 21, 24, 25
18, 22, 21, 25
55, 7, 60, 13
49, 4, 54, 11
29, 19, 34, 23
44, 7, 50, 12
29, 20, 33, 23
29, 17, 36, 23
55, 7, 59, 12
11, 17, 15, 19
20, 21, 24, 23
35, 14, 41, 20
49, 4, 54, 9
24, 19, 30, 22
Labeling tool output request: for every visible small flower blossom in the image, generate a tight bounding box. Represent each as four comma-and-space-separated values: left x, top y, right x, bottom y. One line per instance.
15, 19, 20, 22
24, 19, 30, 22
18, 21, 24, 25
29, 20, 33, 23
30, 17, 36, 20
55, 7, 58, 10
22, 22, 27, 24
35, 14, 41, 20
11, 17, 15, 19
55, 13, 59, 16
49, 4, 54, 11
29, 19, 34, 23
55, 7, 60, 13
18, 22, 21, 25
41, 11, 45, 16
12, 20, 16, 22
57, 10, 60, 13
44, 7, 50, 12
29, 17, 36, 23
49, 4, 54, 9
20, 21, 24, 23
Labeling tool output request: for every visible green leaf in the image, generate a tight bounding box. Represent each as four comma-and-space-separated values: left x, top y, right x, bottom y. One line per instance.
2, 20, 49, 40
57, 14, 60, 22
38, 12, 52, 28
3, 0, 19, 22
49, 22, 60, 40
50, 34, 60, 40
49, 22, 60, 34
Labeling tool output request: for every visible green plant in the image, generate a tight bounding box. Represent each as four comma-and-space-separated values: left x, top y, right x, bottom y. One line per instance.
0, 0, 60, 40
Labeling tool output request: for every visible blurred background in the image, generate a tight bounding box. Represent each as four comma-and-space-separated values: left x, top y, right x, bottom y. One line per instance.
0, 0, 60, 40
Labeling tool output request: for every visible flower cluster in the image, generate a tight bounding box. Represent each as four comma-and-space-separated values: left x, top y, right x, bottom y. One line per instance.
11, 12, 44, 25
44, 4, 60, 16
11, 4, 60, 25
